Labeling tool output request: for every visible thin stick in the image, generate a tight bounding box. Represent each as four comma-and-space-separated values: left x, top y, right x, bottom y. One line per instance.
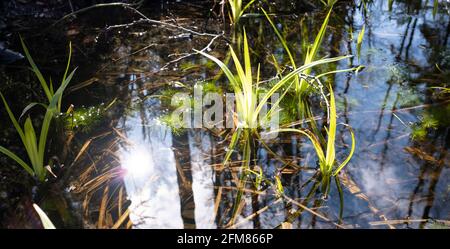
160, 32, 223, 71
370, 219, 450, 226
227, 199, 283, 229
282, 194, 346, 229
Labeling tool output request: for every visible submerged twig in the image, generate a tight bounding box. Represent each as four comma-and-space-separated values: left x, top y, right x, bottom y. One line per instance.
160, 32, 223, 71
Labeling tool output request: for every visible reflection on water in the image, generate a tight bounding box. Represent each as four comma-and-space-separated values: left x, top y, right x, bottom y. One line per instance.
69, 0, 449, 228
188, 131, 216, 228
120, 115, 183, 228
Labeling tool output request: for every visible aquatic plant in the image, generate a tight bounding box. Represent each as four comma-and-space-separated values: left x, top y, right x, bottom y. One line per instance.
262, 6, 336, 145
275, 81, 356, 195
320, 0, 338, 8
197, 29, 349, 222
262, 7, 332, 95
0, 67, 76, 182
197, 29, 348, 160
228, 0, 255, 24
64, 99, 116, 133
356, 24, 365, 60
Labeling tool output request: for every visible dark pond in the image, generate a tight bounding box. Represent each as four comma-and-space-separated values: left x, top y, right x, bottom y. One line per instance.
0, 0, 449, 229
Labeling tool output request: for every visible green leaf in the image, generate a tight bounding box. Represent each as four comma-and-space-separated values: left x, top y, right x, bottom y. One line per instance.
325, 82, 336, 171
262, 8, 297, 70
0, 92, 25, 142
433, 0, 438, 18
0, 146, 34, 176
223, 128, 242, 166
20, 36, 52, 102
275, 175, 284, 195
19, 102, 48, 121
333, 125, 356, 176
356, 24, 365, 60
38, 68, 77, 175
24, 117, 41, 179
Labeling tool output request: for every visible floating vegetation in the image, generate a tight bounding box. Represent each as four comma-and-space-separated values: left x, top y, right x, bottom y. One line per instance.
64, 99, 116, 133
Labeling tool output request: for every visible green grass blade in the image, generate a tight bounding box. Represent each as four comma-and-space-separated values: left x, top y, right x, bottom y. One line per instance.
49, 77, 54, 96
433, 0, 438, 18
356, 24, 365, 60
229, 46, 247, 88
195, 49, 240, 89
0, 146, 34, 176
325, 83, 336, 170
20, 36, 52, 102
38, 68, 77, 172
19, 102, 48, 121
223, 128, 242, 166
271, 128, 325, 161
306, 8, 332, 65
59, 42, 72, 112
333, 125, 356, 176
243, 28, 252, 88
335, 176, 344, 223
275, 175, 284, 196
62, 42, 72, 86
0, 92, 25, 141
261, 8, 297, 69
241, 0, 255, 13
255, 55, 351, 117
316, 66, 363, 78
24, 117, 41, 179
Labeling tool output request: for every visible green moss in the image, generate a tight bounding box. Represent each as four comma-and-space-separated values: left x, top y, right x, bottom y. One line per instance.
64, 103, 110, 133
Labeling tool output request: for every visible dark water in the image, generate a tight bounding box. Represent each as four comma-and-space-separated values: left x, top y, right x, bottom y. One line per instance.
0, 0, 449, 229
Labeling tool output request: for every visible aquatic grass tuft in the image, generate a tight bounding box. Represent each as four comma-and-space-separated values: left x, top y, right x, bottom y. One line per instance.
197, 29, 350, 223
0, 63, 76, 182
273, 81, 356, 195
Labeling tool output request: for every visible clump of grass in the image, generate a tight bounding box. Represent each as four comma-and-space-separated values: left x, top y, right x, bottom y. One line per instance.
197, 29, 350, 222
274, 81, 356, 195
0, 40, 76, 182
197, 29, 348, 161
262, 6, 334, 138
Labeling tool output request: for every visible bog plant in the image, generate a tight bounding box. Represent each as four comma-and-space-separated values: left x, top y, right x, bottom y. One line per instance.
275, 82, 355, 194
197, 29, 350, 222
0, 41, 75, 182
196, 30, 349, 166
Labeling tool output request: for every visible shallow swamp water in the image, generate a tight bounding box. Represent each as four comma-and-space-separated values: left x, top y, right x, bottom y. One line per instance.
0, 0, 449, 229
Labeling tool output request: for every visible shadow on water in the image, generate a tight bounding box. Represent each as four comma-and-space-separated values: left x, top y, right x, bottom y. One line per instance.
0, 0, 449, 228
